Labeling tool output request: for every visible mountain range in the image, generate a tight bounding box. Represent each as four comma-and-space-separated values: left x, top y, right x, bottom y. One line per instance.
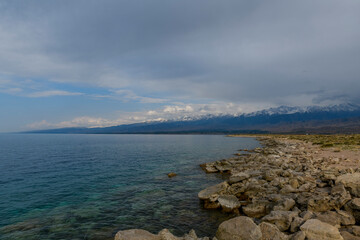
27, 103, 360, 134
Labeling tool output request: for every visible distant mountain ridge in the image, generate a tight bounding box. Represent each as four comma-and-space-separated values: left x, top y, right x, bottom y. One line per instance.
27, 103, 360, 134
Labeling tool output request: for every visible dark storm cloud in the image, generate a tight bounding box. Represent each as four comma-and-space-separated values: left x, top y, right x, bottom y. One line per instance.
0, 0, 359, 105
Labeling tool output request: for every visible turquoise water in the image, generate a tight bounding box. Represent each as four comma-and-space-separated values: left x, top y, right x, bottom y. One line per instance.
0, 134, 260, 240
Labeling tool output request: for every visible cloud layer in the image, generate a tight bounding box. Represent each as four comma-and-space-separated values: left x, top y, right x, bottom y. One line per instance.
1, 0, 360, 130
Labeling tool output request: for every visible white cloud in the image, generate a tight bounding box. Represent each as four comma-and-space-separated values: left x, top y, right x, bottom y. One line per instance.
27, 117, 125, 129
26, 90, 83, 98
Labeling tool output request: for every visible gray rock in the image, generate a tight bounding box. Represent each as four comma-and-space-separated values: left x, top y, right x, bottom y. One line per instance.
300, 219, 344, 240
216, 216, 262, 240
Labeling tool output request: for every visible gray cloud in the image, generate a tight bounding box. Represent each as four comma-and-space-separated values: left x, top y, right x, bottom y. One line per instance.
0, 0, 359, 106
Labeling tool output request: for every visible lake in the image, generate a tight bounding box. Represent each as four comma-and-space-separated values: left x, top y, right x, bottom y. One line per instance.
0, 134, 260, 240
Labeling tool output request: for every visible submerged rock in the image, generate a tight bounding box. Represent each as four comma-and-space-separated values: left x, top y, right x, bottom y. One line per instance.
167, 172, 177, 178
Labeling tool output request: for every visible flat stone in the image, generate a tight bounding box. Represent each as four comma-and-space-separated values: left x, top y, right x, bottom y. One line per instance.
198, 182, 229, 200
229, 172, 250, 184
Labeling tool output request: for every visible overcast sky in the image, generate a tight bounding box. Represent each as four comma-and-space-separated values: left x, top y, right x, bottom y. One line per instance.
0, 0, 359, 131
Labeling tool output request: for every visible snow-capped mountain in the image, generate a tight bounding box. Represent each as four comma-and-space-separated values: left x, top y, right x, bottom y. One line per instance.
28, 103, 360, 134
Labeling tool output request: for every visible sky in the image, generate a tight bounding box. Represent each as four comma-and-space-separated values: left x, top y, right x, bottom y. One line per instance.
0, 0, 360, 132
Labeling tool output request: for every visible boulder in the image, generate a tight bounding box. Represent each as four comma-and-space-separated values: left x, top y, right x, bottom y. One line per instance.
300, 219, 344, 240
261, 210, 298, 231
114, 229, 160, 240
259, 222, 288, 240
217, 195, 240, 212
336, 173, 360, 197
216, 216, 262, 240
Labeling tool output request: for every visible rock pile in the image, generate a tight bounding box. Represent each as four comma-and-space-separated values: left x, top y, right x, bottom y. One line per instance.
197, 137, 360, 239
115, 136, 360, 239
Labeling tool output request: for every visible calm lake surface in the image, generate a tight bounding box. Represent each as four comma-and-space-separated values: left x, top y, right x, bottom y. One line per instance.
0, 134, 260, 240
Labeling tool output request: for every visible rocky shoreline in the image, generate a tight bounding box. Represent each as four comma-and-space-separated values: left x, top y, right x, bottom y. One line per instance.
115, 136, 360, 240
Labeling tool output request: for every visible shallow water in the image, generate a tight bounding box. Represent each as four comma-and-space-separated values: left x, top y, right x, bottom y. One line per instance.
0, 134, 260, 240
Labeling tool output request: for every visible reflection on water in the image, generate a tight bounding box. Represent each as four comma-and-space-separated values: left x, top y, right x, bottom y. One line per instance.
0, 134, 260, 240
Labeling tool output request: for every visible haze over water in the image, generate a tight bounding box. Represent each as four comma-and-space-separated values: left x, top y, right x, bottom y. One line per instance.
0, 134, 260, 240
